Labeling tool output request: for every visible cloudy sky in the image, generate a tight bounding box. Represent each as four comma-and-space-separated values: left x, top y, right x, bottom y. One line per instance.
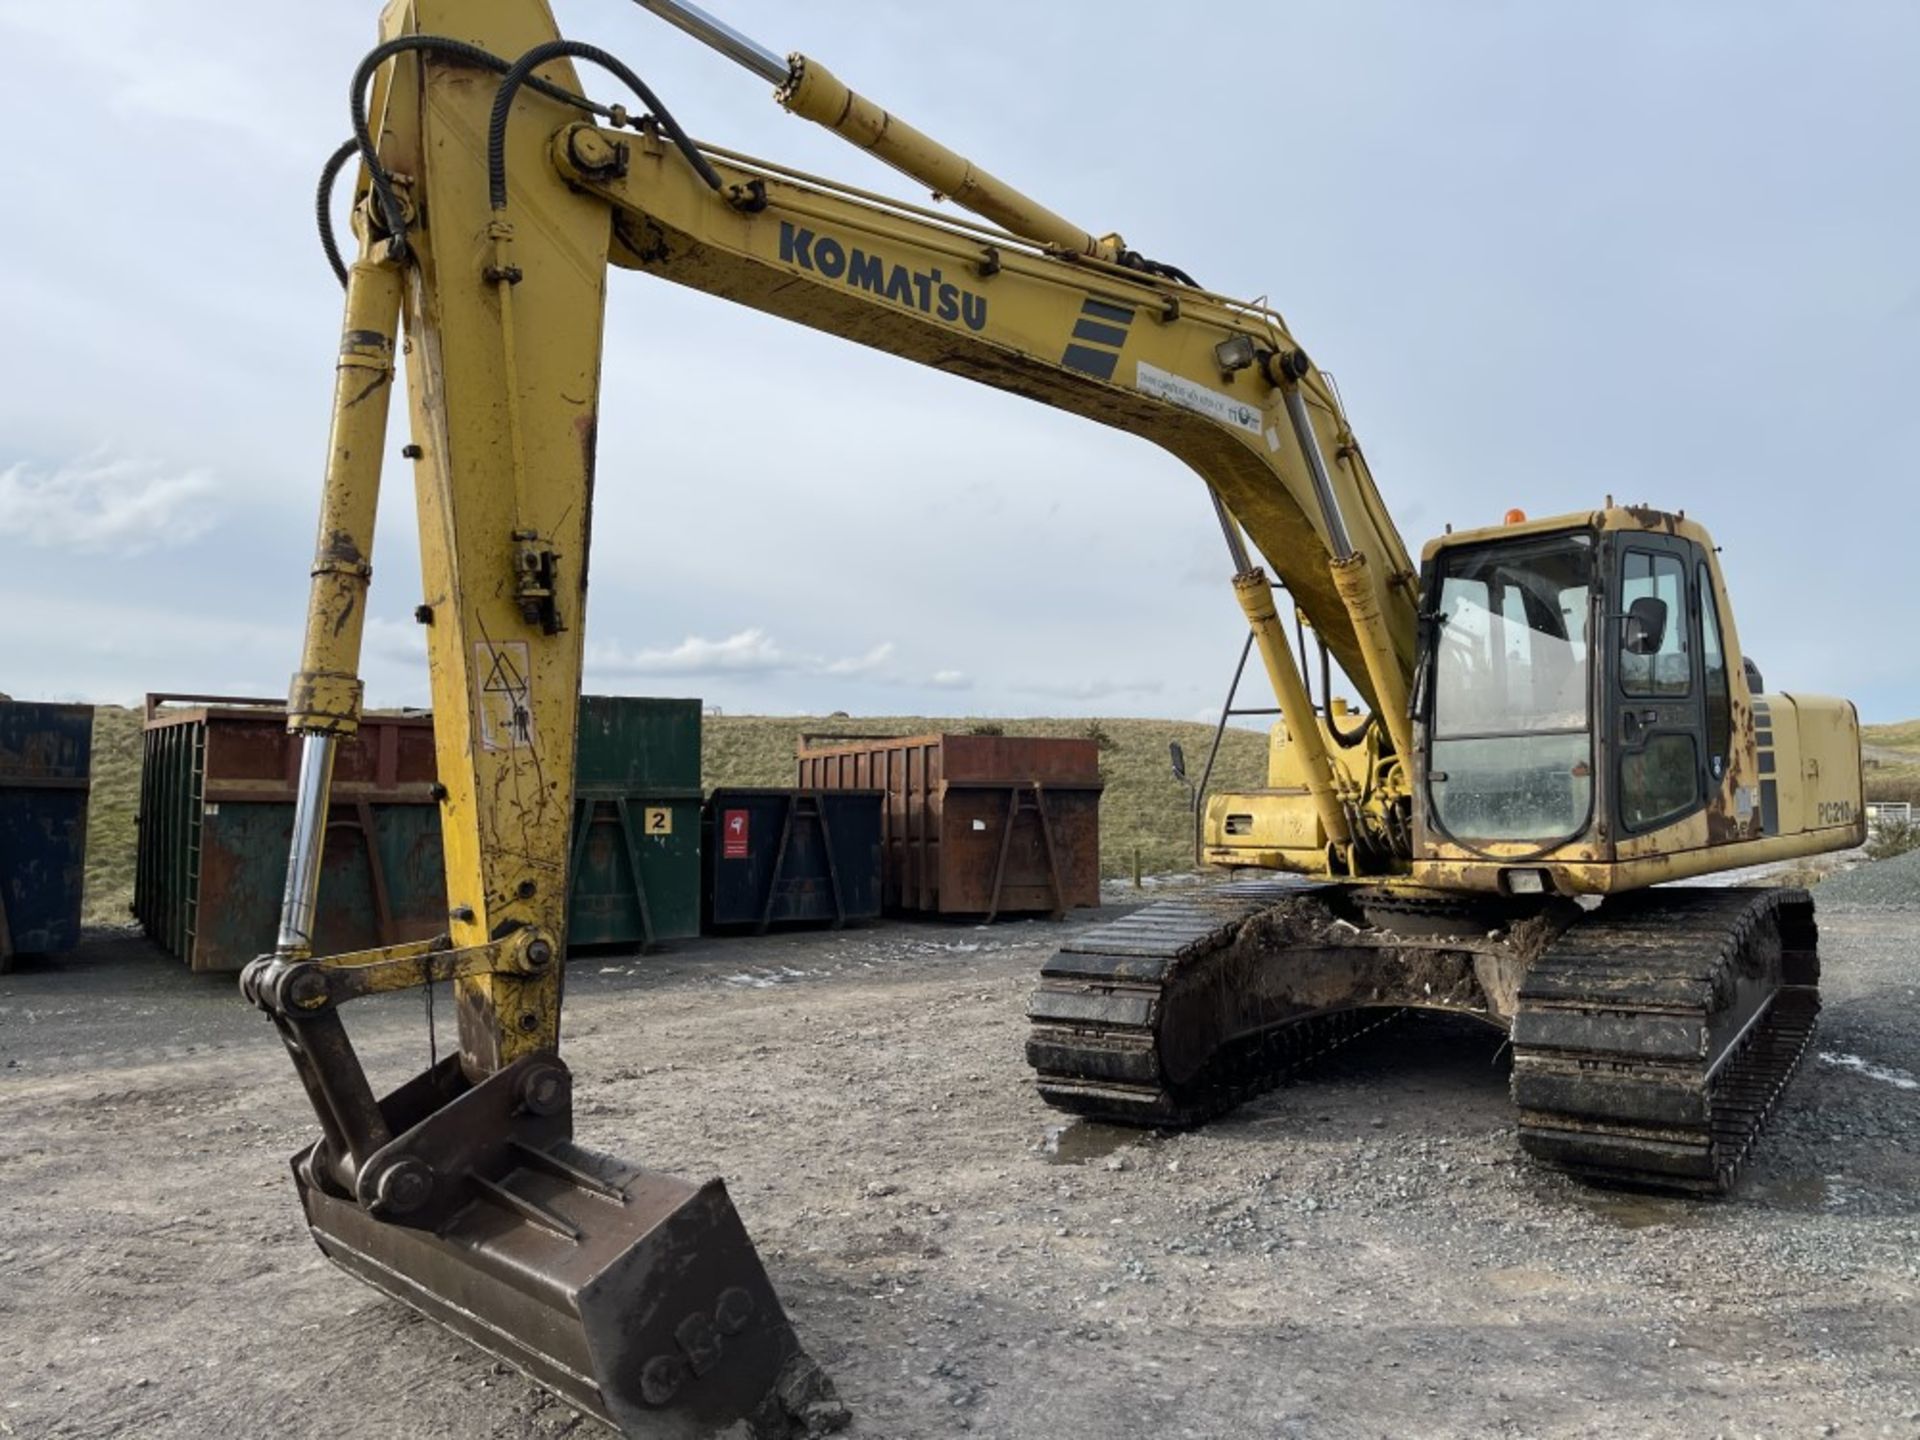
1, 1, 1913, 723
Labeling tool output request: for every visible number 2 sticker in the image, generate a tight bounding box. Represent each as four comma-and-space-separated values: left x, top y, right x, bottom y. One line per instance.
643, 806, 672, 835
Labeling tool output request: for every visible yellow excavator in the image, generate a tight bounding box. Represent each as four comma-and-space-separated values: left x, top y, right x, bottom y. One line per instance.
242, 0, 1866, 1433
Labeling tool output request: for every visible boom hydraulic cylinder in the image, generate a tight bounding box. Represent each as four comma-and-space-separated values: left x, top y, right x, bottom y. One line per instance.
1274, 360, 1416, 766
1210, 495, 1354, 860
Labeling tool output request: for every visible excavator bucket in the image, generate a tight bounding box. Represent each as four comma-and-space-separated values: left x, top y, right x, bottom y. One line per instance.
289, 1052, 842, 1438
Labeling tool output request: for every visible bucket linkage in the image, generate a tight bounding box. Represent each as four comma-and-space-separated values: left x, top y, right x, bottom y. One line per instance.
241, 943, 845, 1438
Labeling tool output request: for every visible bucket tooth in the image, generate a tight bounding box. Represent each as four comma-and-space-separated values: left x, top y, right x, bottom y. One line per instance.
293, 1055, 844, 1438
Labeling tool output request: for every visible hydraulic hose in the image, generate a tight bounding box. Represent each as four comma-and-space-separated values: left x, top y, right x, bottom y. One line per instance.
1320, 638, 1376, 749
316, 137, 360, 289
487, 38, 722, 212
348, 35, 614, 259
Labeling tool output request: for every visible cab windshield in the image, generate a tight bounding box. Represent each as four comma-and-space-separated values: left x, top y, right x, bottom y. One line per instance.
1426, 533, 1594, 844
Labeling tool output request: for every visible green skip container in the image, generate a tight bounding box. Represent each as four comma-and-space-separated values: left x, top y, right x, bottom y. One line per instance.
566, 696, 702, 949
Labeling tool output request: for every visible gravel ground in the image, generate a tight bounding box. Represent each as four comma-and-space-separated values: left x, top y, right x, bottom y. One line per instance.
1817, 846, 1920, 908
2, 887, 1918, 1440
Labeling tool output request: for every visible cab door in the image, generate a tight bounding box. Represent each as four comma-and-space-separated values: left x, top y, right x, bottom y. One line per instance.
1610, 536, 1708, 838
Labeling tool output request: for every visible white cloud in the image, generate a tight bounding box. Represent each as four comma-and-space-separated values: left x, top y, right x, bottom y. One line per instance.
824, 642, 896, 677
362, 616, 428, 665
0, 453, 218, 554
589, 628, 784, 676
586, 628, 897, 681
0, 2, 338, 152
1017, 676, 1166, 701
930, 669, 972, 690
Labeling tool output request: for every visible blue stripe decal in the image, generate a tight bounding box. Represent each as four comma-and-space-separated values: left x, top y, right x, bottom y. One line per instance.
1061, 344, 1120, 381
1081, 299, 1134, 326
1071, 318, 1130, 348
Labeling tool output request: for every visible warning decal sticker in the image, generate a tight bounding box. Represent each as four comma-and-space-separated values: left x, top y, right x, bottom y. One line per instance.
1135, 360, 1266, 436
475, 641, 536, 752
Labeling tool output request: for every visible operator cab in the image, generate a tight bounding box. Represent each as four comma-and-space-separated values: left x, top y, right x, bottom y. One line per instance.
1412, 505, 1754, 888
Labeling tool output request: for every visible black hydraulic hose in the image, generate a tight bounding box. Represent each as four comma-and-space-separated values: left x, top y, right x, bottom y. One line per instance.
488, 39, 722, 212
1320, 638, 1376, 749
1129, 254, 1200, 288
316, 137, 360, 288
349, 35, 614, 259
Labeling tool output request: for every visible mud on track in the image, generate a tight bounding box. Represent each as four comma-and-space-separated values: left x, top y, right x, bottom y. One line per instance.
3, 901, 1918, 1439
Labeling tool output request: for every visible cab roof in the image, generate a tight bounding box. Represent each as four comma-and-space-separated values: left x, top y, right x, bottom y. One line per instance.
1420, 504, 1718, 564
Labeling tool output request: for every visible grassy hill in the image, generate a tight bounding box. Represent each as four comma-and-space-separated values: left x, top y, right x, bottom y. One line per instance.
81, 705, 145, 928
74, 705, 1920, 927
77, 706, 1268, 926
1862, 719, 1920, 805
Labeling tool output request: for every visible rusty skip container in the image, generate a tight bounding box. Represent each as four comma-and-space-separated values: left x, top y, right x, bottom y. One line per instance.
135, 695, 443, 973
0, 701, 94, 968
795, 733, 1102, 917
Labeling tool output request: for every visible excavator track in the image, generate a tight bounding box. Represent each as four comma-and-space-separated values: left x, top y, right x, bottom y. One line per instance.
1025, 882, 1401, 1127
1511, 886, 1819, 1195
1029, 882, 1820, 1197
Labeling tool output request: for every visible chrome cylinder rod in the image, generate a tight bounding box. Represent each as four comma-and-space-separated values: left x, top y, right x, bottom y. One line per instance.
1210, 491, 1254, 576
629, 0, 789, 83
1281, 385, 1355, 562
275, 732, 338, 957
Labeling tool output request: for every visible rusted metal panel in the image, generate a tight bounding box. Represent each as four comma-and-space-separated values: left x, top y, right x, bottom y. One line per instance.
0, 701, 94, 966
796, 733, 1102, 917
136, 696, 442, 973
136, 694, 708, 968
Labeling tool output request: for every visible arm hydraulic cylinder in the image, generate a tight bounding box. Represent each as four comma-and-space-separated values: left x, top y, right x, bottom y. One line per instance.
775, 56, 1116, 260
630, 0, 1119, 260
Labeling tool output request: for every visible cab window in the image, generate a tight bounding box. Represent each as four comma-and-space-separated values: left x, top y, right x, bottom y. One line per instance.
1699, 564, 1732, 779
1619, 550, 1689, 698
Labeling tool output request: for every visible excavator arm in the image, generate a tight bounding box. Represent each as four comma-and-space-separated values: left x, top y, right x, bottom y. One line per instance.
243, 1, 1427, 1434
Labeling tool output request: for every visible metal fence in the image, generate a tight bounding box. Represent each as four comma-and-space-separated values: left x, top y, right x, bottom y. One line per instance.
1866, 801, 1912, 831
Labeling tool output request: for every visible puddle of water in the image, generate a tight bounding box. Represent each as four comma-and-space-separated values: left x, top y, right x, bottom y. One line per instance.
1819, 1052, 1920, 1091
1039, 1121, 1139, 1165
1749, 1174, 1831, 1209
1578, 1190, 1705, 1230
720, 966, 818, 989
1488, 1266, 1571, 1296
